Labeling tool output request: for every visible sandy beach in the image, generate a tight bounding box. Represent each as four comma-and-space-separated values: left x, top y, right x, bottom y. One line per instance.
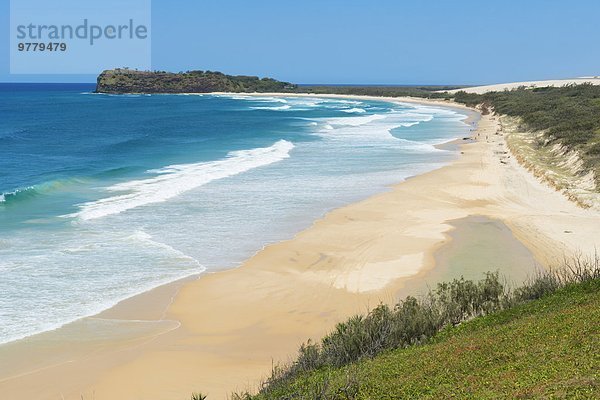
444, 77, 600, 94
1, 96, 599, 399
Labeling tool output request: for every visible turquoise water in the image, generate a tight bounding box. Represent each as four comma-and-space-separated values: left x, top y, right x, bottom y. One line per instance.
0, 84, 472, 344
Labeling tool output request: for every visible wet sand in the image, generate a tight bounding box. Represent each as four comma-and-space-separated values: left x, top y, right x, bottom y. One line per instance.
431, 215, 541, 287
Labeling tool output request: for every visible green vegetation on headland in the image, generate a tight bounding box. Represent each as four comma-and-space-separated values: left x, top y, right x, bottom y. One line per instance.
209, 257, 598, 399
95, 69, 298, 94
95, 69, 463, 95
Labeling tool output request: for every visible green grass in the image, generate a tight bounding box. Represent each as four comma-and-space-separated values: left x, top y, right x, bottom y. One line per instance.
246, 278, 600, 399
214, 258, 599, 399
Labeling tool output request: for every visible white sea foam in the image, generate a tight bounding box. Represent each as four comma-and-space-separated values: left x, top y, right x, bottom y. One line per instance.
250, 104, 292, 111
0, 228, 206, 345
395, 103, 468, 122
127, 231, 205, 270
341, 108, 367, 113
0, 187, 36, 203
333, 99, 363, 105
219, 95, 367, 112
220, 94, 250, 100
258, 97, 288, 103
288, 98, 364, 109
311, 105, 448, 150
218, 94, 288, 104
396, 138, 440, 152
71, 140, 295, 221
284, 98, 324, 107
60, 243, 97, 254
325, 114, 387, 126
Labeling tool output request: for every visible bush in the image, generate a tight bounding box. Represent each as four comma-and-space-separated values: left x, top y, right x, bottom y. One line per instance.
256, 255, 599, 396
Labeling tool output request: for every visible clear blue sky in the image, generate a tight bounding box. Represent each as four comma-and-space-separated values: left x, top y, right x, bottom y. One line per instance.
2, 0, 599, 85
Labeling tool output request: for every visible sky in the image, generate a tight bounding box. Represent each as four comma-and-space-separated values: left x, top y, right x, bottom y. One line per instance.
1, 0, 599, 85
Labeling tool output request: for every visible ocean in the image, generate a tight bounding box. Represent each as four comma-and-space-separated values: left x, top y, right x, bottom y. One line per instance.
0, 84, 472, 345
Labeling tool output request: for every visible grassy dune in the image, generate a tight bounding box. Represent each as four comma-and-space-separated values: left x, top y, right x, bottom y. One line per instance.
246, 277, 599, 399
207, 259, 600, 400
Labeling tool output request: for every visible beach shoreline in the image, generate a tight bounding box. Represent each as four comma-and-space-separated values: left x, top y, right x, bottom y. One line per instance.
210, 91, 477, 113
2, 95, 599, 399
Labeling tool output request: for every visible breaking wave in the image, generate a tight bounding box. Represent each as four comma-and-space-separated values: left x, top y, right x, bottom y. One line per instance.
70, 140, 295, 220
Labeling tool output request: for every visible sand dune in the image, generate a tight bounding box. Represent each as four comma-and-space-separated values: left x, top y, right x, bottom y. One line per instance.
445, 77, 600, 94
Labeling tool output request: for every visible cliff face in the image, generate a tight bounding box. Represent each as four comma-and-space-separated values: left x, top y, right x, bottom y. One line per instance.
95, 69, 297, 94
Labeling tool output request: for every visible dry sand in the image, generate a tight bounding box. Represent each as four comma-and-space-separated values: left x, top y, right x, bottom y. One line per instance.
1, 96, 599, 400
444, 77, 600, 94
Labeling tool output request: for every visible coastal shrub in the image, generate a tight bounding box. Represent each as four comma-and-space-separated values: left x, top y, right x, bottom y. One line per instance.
243, 275, 600, 399
253, 255, 599, 396
433, 272, 505, 324
230, 393, 252, 400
